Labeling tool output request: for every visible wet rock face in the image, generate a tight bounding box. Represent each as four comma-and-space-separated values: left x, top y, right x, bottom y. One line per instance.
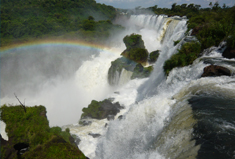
88, 133, 101, 138
222, 47, 235, 59
201, 65, 231, 77
131, 64, 153, 79
108, 57, 137, 86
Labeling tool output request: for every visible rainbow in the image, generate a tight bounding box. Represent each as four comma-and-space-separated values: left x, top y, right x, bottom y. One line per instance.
0, 39, 121, 55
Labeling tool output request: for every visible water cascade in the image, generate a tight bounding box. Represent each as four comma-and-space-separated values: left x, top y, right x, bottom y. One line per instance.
1, 14, 235, 159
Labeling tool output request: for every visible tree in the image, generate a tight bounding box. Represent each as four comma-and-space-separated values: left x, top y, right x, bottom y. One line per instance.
181, 4, 187, 8
223, 3, 226, 9
171, 3, 177, 11
195, 5, 201, 11
188, 3, 195, 9
212, 1, 220, 11
209, 2, 213, 9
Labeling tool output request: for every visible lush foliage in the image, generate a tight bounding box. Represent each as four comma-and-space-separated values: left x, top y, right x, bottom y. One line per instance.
147, 3, 235, 75
123, 33, 145, 50
81, 100, 103, 119
149, 50, 160, 63
128, 48, 149, 64
81, 99, 121, 120
0, 105, 86, 159
163, 42, 201, 75
122, 34, 148, 64
0, 0, 122, 46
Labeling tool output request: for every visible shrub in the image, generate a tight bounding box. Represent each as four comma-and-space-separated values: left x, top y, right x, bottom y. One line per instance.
149, 50, 160, 63
81, 100, 102, 119
128, 48, 149, 64
163, 42, 201, 75
123, 33, 145, 50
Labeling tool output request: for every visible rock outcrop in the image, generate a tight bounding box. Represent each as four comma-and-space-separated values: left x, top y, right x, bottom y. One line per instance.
131, 64, 153, 79
108, 57, 137, 85
80, 99, 123, 120
121, 33, 149, 64
201, 65, 231, 77
0, 105, 87, 159
222, 47, 235, 59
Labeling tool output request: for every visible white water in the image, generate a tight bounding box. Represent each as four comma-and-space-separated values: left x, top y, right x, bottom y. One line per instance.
0, 48, 121, 126
66, 15, 235, 159
1, 14, 235, 158
62, 15, 189, 158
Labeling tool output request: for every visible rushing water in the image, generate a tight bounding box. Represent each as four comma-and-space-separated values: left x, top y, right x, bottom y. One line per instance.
1, 14, 235, 159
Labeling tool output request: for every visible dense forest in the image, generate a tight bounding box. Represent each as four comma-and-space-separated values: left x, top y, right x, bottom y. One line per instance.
0, 0, 123, 46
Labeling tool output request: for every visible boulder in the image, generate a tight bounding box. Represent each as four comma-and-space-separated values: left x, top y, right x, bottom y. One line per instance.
201, 65, 231, 77
80, 99, 123, 120
88, 133, 101, 138
107, 115, 115, 121
222, 47, 235, 59
79, 120, 92, 126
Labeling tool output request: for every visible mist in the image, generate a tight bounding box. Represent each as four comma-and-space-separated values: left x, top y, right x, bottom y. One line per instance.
1, 14, 168, 126
0, 45, 121, 126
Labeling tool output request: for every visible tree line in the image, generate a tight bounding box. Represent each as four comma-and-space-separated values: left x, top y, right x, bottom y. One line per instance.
0, 0, 122, 46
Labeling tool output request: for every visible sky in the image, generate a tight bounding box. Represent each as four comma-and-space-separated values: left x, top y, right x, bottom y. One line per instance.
95, 0, 235, 9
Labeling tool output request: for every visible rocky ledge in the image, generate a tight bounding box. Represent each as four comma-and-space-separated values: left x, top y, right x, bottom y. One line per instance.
0, 105, 87, 159
201, 65, 231, 77
80, 99, 124, 121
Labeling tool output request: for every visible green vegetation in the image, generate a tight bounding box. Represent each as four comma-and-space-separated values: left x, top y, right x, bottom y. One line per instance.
149, 50, 160, 63
163, 42, 201, 75
0, 104, 86, 159
147, 3, 235, 75
149, 3, 235, 51
123, 33, 145, 50
131, 64, 153, 79
81, 99, 121, 120
122, 34, 149, 64
128, 48, 149, 64
227, 33, 235, 48
173, 40, 181, 46
0, 0, 123, 47
81, 100, 103, 119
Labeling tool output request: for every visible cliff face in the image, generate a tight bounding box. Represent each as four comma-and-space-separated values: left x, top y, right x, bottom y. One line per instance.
0, 105, 87, 159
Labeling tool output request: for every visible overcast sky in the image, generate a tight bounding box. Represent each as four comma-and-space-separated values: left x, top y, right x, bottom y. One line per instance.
95, 0, 235, 9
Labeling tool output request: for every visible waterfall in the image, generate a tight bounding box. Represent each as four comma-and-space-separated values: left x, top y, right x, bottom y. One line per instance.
109, 14, 187, 88
93, 15, 235, 159
66, 15, 189, 158
95, 42, 235, 159
118, 69, 133, 86
2, 13, 235, 159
